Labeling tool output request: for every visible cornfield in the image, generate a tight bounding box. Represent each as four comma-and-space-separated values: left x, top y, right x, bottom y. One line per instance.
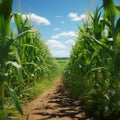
64, 0, 120, 119
0, 0, 59, 119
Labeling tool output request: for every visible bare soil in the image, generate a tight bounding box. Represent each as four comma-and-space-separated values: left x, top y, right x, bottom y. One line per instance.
23, 76, 93, 120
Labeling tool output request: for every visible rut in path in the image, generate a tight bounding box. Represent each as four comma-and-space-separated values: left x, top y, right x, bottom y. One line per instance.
23, 76, 93, 120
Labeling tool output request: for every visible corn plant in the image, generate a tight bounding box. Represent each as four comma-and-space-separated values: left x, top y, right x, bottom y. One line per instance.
0, 0, 22, 119
1, 13, 59, 113
12, 13, 58, 88
64, 0, 120, 119
0, 0, 37, 119
0, 0, 59, 119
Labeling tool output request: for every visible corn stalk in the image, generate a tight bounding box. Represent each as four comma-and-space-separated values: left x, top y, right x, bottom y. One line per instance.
0, 0, 35, 119
0, 0, 13, 119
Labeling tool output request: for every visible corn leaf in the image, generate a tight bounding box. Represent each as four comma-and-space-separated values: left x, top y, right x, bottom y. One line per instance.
115, 4, 120, 15
103, 0, 116, 21
5, 61, 23, 84
0, 0, 13, 35
0, 72, 8, 84
14, 30, 36, 40
13, 13, 24, 33
4, 82, 23, 115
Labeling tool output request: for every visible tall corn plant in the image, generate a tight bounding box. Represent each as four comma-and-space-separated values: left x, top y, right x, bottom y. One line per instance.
103, 0, 120, 80
64, 1, 120, 119
0, 0, 36, 119
14, 14, 47, 83
12, 13, 35, 88
11, 13, 59, 93
64, 7, 107, 98
102, 1, 120, 118
0, 0, 23, 119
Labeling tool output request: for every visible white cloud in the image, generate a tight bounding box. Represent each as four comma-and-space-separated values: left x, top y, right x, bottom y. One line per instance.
23, 13, 51, 26
51, 50, 70, 58
65, 39, 75, 45
68, 12, 90, 22
46, 39, 66, 48
52, 31, 77, 39
46, 40, 70, 57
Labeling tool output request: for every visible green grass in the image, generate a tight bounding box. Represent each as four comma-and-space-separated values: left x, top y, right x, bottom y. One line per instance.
56, 58, 69, 69
18, 69, 61, 104
28, 59, 68, 101
22, 77, 58, 103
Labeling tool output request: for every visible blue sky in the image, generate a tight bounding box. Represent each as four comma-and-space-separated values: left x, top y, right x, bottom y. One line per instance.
12, 0, 118, 57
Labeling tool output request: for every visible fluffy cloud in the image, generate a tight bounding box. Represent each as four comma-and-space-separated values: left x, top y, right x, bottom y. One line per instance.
65, 39, 75, 45
23, 13, 51, 26
46, 40, 70, 57
68, 12, 90, 22
51, 50, 70, 58
52, 31, 77, 39
46, 39, 66, 48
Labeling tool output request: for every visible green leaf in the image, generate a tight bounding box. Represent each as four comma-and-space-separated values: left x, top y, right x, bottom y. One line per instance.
13, 13, 24, 33
5, 61, 23, 84
0, 0, 13, 35
6, 61, 21, 69
115, 4, 120, 12
14, 30, 36, 40
103, 0, 116, 21
0, 72, 8, 84
4, 82, 23, 115
23, 43, 38, 50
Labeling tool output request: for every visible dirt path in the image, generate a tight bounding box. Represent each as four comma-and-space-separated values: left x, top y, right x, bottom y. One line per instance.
23, 76, 93, 120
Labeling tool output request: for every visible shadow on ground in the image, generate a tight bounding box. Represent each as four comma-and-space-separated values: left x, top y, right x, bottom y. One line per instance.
31, 81, 93, 120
